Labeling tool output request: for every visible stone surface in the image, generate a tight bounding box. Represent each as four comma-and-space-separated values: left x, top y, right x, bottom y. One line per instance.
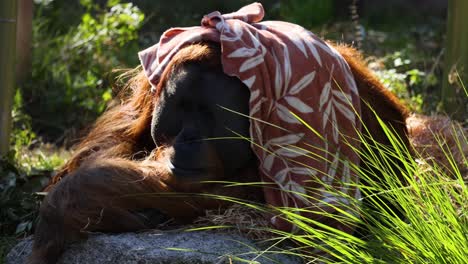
6, 231, 302, 264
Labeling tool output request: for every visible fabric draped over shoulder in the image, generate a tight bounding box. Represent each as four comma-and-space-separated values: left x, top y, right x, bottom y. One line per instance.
138, 2, 362, 232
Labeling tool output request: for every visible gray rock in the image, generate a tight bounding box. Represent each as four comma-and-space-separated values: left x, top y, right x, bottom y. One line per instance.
6, 231, 302, 264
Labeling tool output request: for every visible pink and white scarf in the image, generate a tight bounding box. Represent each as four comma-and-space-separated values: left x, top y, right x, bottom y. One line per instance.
139, 3, 361, 232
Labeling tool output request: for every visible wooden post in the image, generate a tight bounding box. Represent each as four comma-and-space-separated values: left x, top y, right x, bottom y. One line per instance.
442, 0, 468, 121
16, 0, 33, 84
0, 0, 17, 156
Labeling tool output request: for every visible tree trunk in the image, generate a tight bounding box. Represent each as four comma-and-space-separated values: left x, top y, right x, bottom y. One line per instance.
16, 0, 33, 84
442, 0, 468, 121
0, 0, 17, 157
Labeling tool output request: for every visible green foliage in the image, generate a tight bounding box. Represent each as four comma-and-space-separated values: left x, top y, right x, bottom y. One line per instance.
0, 156, 41, 239
10, 90, 36, 155
370, 50, 438, 113
0, 236, 16, 263
21, 0, 144, 139
280, 0, 334, 28
0, 157, 41, 262
1, 125, 67, 261
1, 80, 70, 250
78, 0, 144, 57
10, 88, 69, 174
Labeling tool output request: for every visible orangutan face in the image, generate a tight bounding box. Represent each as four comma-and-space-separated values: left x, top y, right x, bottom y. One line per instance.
151, 62, 256, 181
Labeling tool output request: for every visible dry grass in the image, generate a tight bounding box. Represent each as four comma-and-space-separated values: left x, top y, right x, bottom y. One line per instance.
193, 204, 273, 241
407, 114, 468, 180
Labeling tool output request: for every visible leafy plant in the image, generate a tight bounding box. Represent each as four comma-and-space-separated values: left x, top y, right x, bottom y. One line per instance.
0, 162, 40, 263
0, 155, 41, 238
1, 89, 66, 241
21, 0, 144, 140
370, 50, 438, 113
280, 0, 334, 28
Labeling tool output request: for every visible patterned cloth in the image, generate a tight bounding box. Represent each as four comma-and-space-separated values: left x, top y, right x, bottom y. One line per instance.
139, 3, 361, 232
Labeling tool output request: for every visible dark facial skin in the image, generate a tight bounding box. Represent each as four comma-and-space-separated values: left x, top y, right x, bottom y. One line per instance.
151, 62, 256, 182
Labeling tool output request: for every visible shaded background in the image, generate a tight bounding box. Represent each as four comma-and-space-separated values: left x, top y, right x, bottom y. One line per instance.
15, 0, 449, 144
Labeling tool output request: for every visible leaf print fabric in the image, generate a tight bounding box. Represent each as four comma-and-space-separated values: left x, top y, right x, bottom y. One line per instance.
138, 3, 362, 233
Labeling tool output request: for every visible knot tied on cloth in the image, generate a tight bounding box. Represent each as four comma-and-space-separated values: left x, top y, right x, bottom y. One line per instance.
139, 2, 362, 232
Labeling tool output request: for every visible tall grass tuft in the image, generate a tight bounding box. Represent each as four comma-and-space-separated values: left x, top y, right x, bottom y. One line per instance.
251, 114, 468, 263
198, 112, 467, 263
